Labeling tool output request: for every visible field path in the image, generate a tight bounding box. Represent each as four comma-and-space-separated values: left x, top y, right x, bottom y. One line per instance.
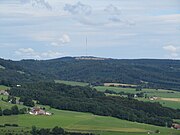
159, 98, 180, 102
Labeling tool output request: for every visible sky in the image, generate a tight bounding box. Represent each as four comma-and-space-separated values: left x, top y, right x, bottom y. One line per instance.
0, 0, 180, 60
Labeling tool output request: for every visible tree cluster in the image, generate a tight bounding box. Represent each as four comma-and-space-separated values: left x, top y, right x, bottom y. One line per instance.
30, 126, 95, 135
0, 106, 26, 116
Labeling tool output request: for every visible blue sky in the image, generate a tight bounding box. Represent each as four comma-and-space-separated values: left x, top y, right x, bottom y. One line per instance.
0, 0, 180, 60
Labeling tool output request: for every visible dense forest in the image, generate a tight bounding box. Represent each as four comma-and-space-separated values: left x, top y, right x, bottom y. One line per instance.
9, 82, 180, 127
1, 57, 180, 90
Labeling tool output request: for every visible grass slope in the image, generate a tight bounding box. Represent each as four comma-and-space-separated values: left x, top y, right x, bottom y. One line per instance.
138, 98, 180, 109
0, 95, 25, 110
0, 107, 180, 135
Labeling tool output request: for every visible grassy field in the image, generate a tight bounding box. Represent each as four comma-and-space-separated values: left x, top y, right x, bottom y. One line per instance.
55, 80, 89, 86
0, 65, 5, 69
0, 85, 9, 91
0, 95, 25, 110
174, 119, 180, 124
0, 106, 180, 135
95, 86, 180, 109
95, 86, 180, 98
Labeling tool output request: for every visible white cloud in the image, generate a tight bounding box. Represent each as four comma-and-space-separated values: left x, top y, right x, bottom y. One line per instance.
163, 45, 177, 52
163, 45, 180, 58
16, 48, 36, 55
59, 34, 71, 43
25, 32, 71, 47
50, 34, 71, 47
15, 48, 62, 59
64, 2, 92, 15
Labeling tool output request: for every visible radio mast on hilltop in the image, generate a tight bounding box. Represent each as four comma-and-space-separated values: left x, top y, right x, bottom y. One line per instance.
85, 36, 88, 56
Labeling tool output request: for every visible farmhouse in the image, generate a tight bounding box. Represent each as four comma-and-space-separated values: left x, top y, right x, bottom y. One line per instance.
0, 90, 9, 96
149, 97, 157, 101
29, 107, 52, 116
104, 83, 137, 88
172, 123, 180, 130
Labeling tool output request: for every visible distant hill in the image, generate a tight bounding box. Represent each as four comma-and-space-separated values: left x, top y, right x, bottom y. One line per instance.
0, 57, 180, 90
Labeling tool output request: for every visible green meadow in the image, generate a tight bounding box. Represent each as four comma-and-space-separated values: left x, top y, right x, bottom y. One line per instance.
0, 99, 25, 110
0, 106, 180, 135
95, 86, 180, 98
0, 85, 9, 91
0, 65, 5, 70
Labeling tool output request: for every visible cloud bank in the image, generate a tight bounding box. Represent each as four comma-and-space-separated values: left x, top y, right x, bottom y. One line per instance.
64, 2, 92, 15
20, 0, 52, 10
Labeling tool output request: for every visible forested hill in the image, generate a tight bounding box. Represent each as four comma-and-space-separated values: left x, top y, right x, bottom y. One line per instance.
0, 57, 180, 90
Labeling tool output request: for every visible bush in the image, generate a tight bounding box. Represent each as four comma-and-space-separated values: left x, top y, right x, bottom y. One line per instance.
3, 109, 12, 116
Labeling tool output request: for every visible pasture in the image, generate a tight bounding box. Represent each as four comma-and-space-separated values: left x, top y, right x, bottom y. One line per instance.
95, 86, 180, 109
174, 119, 180, 124
0, 107, 180, 135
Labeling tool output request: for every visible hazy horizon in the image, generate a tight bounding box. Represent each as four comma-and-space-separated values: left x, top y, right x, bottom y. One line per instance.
1, 55, 180, 61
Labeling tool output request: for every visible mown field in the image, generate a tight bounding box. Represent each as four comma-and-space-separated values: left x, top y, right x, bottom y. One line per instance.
55, 80, 89, 86
0, 104, 180, 135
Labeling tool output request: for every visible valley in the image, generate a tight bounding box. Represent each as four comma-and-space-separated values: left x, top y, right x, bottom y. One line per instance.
0, 95, 179, 135
0, 58, 180, 135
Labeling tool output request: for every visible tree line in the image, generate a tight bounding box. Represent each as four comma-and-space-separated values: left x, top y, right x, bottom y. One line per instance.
30, 126, 95, 135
